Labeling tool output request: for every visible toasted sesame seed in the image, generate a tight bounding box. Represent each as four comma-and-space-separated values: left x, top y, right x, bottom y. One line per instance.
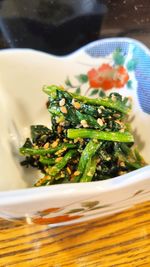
43, 142, 50, 149
55, 147, 66, 155
59, 121, 65, 126
45, 168, 49, 173
60, 106, 67, 114
57, 126, 62, 134
51, 140, 58, 148
120, 161, 125, 167
56, 116, 65, 123
115, 120, 123, 126
113, 113, 120, 118
67, 167, 71, 175
35, 175, 50, 186
74, 138, 84, 143
55, 157, 63, 162
74, 171, 80, 176
97, 118, 104, 126
73, 101, 81, 109
59, 98, 66, 107
100, 106, 105, 110
81, 120, 89, 128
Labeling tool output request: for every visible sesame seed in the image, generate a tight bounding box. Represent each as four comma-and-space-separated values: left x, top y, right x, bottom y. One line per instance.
51, 140, 58, 148
59, 98, 66, 107
115, 119, 122, 125
45, 168, 49, 173
81, 120, 89, 128
74, 171, 80, 176
57, 126, 62, 134
43, 142, 50, 149
55, 157, 63, 162
97, 118, 104, 126
120, 161, 125, 167
100, 106, 105, 110
67, 167, 71, 175
60, 106, 67, 114
98, 108, 102, 114
73, 101, 81, 109
59, 121, 65, 126
55, 147, 67, 155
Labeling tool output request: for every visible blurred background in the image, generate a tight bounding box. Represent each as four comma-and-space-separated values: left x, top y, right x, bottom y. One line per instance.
0, 0, 150, 55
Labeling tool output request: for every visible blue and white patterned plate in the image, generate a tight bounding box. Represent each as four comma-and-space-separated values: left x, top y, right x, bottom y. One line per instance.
84, 37, 150, 114
0, 37, 149, 226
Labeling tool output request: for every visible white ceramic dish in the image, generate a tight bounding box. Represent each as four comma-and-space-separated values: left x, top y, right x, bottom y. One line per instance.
0, 38, 150, 226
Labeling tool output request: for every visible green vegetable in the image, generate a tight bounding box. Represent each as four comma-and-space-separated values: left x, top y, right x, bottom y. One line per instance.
74, 140, 101, 182
67, 129, 134, 143
39, 156, 56, 165
19, 84, 145, 186
20, 143, 76, 156
43, 85, 130, 114
47, 149, 77, 177
75, 110, 103, 129
80, 156, 98, 182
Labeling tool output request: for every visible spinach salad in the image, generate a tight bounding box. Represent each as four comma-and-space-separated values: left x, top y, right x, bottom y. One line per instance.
20, 85, 146, 186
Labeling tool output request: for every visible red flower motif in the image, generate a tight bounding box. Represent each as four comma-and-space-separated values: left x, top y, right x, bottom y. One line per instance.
87, 63, 129, 90
33, 214, 83, 225
39, 207, 61, 215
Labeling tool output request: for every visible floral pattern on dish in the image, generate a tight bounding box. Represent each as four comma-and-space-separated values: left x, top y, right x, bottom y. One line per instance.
32, 187, 150, 226
65, 48, 137, 98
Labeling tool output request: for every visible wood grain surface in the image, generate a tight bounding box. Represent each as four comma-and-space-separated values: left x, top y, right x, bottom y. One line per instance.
0, 201, 149, 267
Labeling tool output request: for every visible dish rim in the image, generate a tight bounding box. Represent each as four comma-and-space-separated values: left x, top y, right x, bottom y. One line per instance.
0, 166, 150, 205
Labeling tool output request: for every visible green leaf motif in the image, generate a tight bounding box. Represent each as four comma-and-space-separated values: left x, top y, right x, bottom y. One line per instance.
65, 77, 73, 87
75, 87, 81, 94
113, 48, 125, 65
81, 200, 99, 209
99, 90, 106, 97
90, 89, 99, 96
127, 80, 132, 89
67, 208, 85, 214
76, 74, 88, 84
126, 59, 137, 71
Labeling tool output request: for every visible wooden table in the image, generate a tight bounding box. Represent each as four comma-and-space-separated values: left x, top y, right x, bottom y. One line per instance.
0, 201, 149, 267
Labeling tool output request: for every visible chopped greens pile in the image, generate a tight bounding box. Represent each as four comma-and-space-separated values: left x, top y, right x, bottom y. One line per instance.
20, 85, 146, 186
